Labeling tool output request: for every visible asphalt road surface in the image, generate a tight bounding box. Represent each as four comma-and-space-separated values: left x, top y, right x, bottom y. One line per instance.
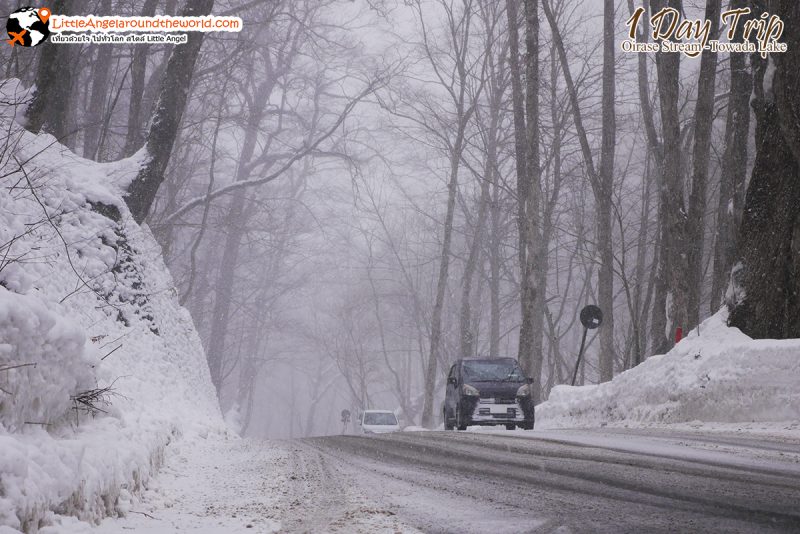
296, 428, 800, 534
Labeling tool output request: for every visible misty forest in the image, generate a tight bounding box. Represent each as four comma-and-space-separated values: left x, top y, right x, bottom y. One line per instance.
2, 0, 799, 443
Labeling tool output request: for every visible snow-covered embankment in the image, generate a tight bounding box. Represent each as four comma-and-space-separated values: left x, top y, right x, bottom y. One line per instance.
537, 312, 800, 429
0, 79, 224, 532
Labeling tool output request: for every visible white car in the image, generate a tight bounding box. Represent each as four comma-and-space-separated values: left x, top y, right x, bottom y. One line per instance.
359, 410, 400, 434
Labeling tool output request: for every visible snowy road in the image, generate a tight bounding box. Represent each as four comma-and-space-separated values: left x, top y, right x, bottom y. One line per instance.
297, 428, 800, 533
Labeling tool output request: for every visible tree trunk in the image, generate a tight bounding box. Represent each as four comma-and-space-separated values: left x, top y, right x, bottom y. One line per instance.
597, 0, 616, 382
728, 1, 800, 338
489, 174, 502, 359
25, 0, 71, 138
536, 44, 565, 391
710, 0, 753, 312
506, 0, 529, 280
521, 0, 543, 400
506, 0, 531, 374
633, 155, 654, 366
650, 223, 670, 353
366, 243, 417, 424
420, 120, 467, 428
419, 0, 477, 429
625, 0, 669, 356
124, 0, 160, 157
652, 0, 689, 347
462, 6, 506, 359
124, 0, 215, 223
686, 0, 722, 329
459, 167, 491, 358
63, 21, 87, 152
204, 78, 274, 393
205, 191, 248, 393
83, 0, 113, 161
508, 0, 542, 393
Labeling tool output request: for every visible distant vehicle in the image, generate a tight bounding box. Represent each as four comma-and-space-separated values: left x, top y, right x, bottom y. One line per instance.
359, 410, 400, 434
443, 358, 534, 431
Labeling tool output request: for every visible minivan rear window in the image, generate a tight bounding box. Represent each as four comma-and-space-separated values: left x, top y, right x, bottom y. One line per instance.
364, 412, 398, 425
463, 360, 525, 382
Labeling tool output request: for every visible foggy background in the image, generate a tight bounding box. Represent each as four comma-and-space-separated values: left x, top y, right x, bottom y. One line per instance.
1, 0, 745, 439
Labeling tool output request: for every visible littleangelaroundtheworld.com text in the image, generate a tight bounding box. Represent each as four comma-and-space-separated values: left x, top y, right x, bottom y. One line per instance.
50, 14, 242, 33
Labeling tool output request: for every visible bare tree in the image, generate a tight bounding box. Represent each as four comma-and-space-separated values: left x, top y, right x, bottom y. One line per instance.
651, 0, 689, 346
459, 0, 508, 360
624, 0, 669, 356
728, 1, 800, 339
686, 0, 722, 329
25, 0, 72, 138
597, 0, 617, 382
124, 0, 215, 223
542, 0, 616, 383
396, 0, 484, 428
506, 0, 544, 393
124, 0, 161, 157
710, 0, 752, 312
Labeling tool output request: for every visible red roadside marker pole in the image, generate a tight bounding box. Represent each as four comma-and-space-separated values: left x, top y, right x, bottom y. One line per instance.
675, 327, 683, 344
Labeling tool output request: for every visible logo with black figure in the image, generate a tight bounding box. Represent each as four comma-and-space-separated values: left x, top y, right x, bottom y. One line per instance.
6, 6, 51, 47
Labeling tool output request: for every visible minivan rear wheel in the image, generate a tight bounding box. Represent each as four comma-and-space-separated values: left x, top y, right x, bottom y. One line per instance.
505, 424, 515, 430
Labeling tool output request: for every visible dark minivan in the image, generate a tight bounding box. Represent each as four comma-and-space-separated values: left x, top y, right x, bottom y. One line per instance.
443, 358, 534, 431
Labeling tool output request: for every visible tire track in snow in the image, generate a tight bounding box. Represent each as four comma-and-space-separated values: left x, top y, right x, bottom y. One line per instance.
276, 444, 420, 533
304, 431, 800, 533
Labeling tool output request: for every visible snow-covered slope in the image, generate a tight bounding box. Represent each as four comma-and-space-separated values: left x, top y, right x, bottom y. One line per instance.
537, 311, 800, 429
0, 79, 224, 532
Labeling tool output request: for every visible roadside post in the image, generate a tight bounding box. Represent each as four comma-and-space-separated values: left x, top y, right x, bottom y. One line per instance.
675, 327, 683, 344
571, 305, 603, 386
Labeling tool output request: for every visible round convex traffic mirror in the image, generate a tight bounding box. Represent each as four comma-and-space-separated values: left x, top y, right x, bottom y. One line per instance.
580, 305, 603, 330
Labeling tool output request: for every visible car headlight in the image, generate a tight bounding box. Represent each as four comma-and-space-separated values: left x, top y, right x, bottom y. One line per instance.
462, 384, 479, 396
516, 384, 531, 397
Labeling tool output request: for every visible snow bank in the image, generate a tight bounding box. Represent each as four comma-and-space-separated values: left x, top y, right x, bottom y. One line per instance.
0, 290, 98, 432
537, 311, 800, 428
0, 79, 224, 532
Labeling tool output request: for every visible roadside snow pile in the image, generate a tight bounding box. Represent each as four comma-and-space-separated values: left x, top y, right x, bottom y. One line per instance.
0, 291, 99, 432
537, 311, 800, 428
0, 79, 224, 533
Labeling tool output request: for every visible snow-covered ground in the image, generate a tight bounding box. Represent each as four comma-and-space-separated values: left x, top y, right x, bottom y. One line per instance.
36, 424, 800, 533
40, 436, 284, 534
40, 433, 421, 534
536, 311, 800, 432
